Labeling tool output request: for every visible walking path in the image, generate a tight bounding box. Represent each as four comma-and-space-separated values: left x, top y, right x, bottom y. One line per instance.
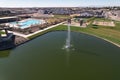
8, 22, 65, 39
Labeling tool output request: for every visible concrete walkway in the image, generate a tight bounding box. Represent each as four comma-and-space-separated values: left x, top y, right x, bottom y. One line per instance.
8, 22, 65, 39
8, 31, 28, 38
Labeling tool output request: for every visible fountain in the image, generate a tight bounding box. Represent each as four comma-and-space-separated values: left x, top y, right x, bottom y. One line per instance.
65, 23, 71, 49
65, 19, 71, 49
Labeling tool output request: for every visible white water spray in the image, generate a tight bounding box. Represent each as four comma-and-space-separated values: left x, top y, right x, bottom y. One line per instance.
65, 23, 71, 49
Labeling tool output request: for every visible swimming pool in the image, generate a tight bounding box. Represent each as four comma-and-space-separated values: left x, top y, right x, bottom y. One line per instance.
9, 19, 45, 29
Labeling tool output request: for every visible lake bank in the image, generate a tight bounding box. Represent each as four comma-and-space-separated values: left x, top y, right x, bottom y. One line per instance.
30, 25, 120, 48
1, 23, 120, 52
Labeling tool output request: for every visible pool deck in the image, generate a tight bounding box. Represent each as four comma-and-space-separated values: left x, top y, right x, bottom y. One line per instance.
7, 19, 45, 29
8, 22, 65, 39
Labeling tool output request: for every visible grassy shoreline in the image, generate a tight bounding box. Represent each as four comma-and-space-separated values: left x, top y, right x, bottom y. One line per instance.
1, 22, 120, 53
28, 25, 120, 48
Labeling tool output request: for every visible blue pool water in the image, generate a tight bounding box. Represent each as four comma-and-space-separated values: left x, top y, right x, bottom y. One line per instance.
10, 19, 45, 29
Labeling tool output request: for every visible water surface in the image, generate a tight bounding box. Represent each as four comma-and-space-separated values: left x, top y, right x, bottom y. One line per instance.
0, 31, 120, 80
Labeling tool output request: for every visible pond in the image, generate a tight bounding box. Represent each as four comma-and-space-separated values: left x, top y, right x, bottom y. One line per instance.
0, 31, 120, 80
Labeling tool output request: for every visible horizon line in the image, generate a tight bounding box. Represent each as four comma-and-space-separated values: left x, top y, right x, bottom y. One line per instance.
0, 6, 120, 8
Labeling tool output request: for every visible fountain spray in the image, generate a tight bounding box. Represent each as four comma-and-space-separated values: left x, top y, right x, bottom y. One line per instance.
65, 19, 71, 49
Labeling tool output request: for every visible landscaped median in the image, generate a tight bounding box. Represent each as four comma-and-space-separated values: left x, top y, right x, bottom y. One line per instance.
28, 24, 120, 47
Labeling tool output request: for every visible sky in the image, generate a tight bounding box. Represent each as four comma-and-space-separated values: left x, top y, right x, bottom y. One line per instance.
0, 0, 120, 7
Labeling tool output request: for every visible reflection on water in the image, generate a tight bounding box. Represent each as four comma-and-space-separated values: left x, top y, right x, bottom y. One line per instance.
66, 51, 70, 67
0, 50, 10, 58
